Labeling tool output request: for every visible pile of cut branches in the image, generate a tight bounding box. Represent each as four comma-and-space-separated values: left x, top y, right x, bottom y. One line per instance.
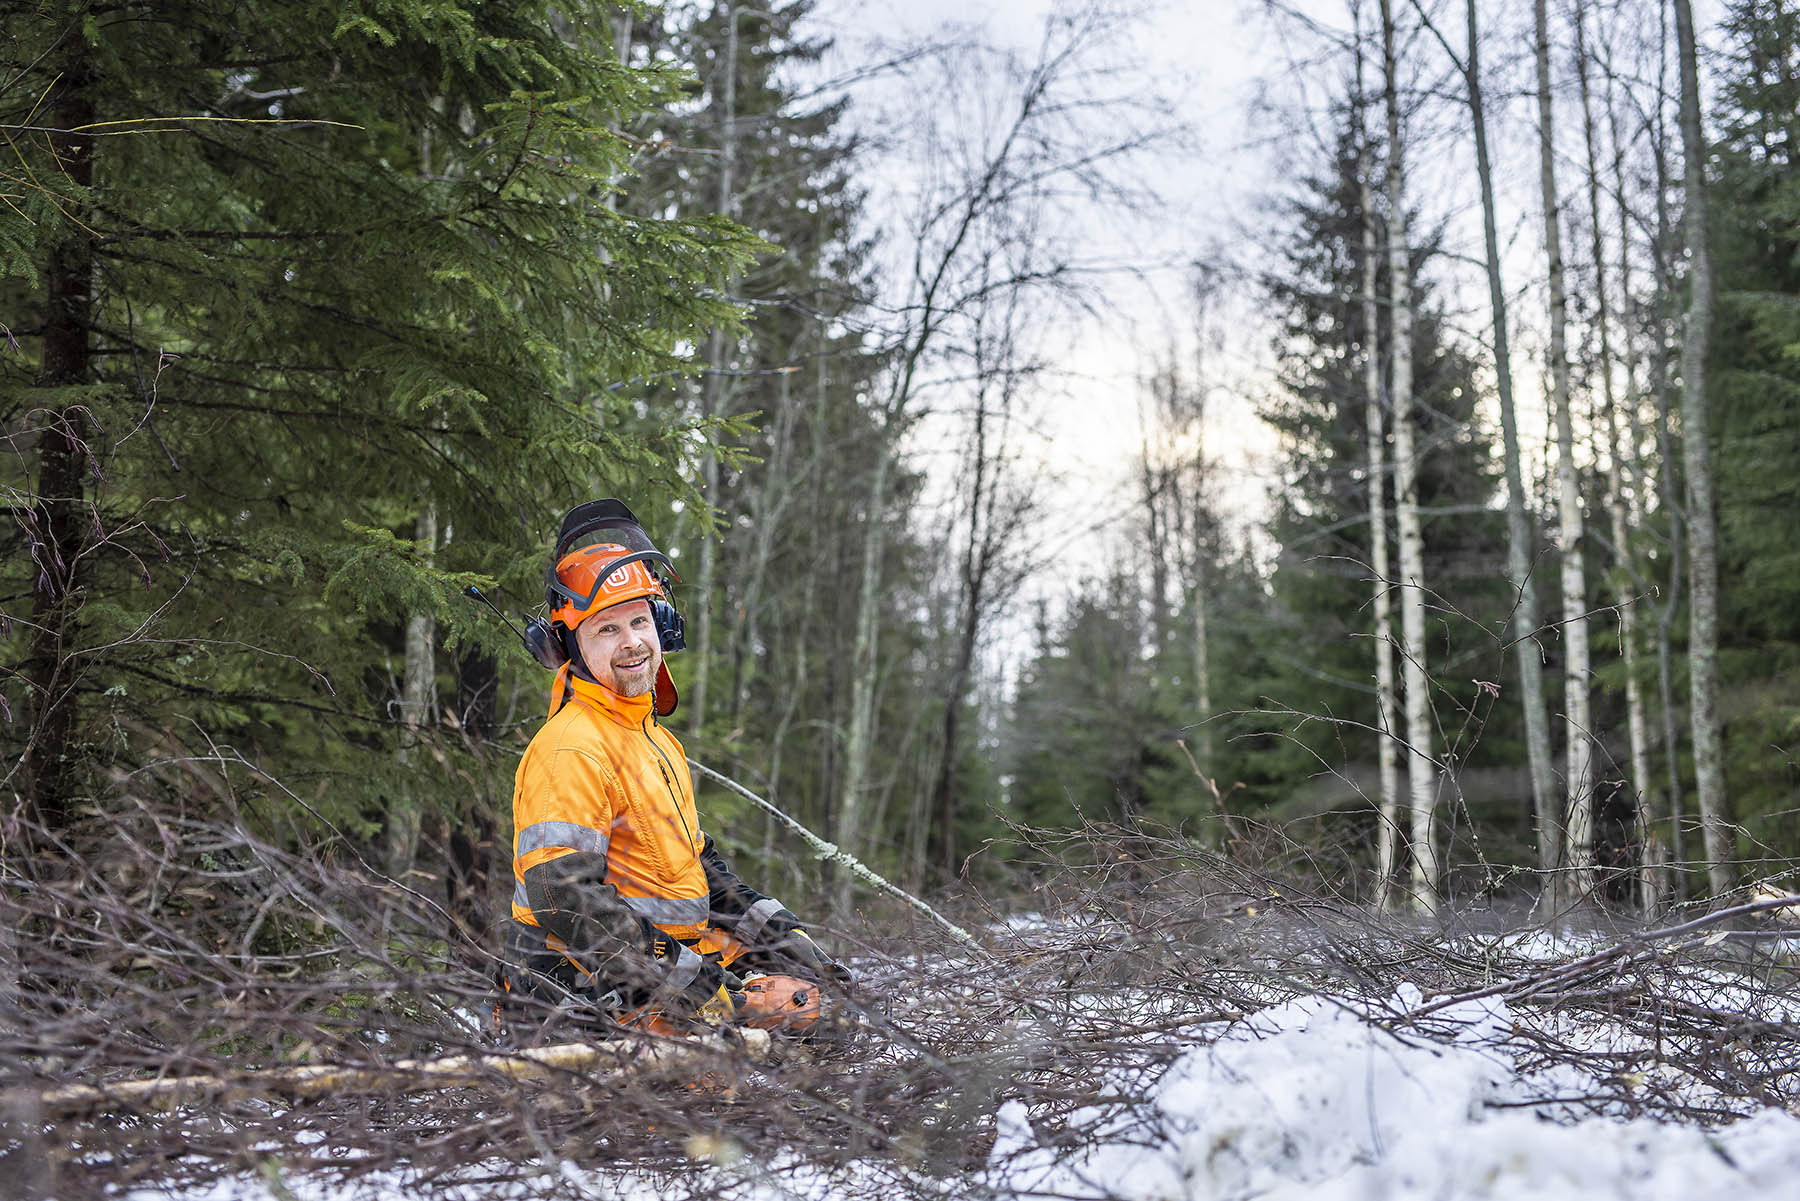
5, 801, 1797, 1199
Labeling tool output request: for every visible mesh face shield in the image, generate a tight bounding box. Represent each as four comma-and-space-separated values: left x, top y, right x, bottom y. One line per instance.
541, 499, 681, 631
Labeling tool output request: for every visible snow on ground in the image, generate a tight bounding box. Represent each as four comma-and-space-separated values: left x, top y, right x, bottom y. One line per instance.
121, 972, 1800, 1201
984, 983, 1800, 1201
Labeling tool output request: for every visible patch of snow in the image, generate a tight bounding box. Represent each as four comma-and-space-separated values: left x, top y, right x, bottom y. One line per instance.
984, 985, 1800, 1201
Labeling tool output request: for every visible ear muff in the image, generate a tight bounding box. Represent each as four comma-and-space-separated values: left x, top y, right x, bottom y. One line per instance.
523, 616, 567, 670
652, 598, 686, 654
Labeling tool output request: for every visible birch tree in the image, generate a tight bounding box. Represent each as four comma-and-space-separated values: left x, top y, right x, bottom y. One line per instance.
1649, 64, 1691, 895
1180, 272, 1220, 770
1536, 0, 1596, 904
1380, 0, 1439, 912
1673, 0, 1734, 897
1353, 13, 1402, 911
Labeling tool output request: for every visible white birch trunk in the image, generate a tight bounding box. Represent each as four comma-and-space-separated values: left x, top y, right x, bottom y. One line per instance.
1382, 0, 1438, 913
1191, 527, 1212, 765
1356, 41, 1401, 911
1536, 0, 1594, 906
834, 436, 894, 915
1187, 318, 1214, 764
1673, 0, 1733, 898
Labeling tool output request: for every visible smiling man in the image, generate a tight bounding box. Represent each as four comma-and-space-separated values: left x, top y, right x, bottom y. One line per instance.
501, 500, 848, 1041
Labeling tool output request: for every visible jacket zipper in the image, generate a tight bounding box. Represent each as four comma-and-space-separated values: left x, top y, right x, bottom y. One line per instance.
642, 715, 699, 853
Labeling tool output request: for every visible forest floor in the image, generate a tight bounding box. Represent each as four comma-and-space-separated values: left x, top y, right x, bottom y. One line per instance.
12, 824, 1800, 1200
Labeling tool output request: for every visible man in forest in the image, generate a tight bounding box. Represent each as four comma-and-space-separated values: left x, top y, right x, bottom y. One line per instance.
499, 499, 849, 1039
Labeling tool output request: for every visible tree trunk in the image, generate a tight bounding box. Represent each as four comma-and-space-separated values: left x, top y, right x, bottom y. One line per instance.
1577, 0, 1656, 912
1382, 0, 1439, 913
689, 0, 741, 740
1673, 0, 1733, 898
1460, 0, 1560, 893
22, 46, 96, 835
1355, 33, 1401, 912
1647, 63, 1690, 901
1608, 47, 1665, 913
447, 644, 497, 955
1142, 421, 1170, 653
1537, 0, 1595, 907
1186, 288, 1214, 766
834, 435, 893, 914
1189, 490, 1212, 766
388, 505, 438, 878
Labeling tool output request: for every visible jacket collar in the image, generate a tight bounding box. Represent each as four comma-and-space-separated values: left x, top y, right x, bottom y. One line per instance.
549, 664, 655, 726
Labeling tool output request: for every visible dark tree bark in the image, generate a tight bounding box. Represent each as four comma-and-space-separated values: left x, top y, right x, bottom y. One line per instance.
21, 47, 96, 834
445, 647, 499, 954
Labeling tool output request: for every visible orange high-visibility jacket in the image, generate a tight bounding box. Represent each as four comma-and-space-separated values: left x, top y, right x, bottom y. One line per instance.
509, 669, 792, 1003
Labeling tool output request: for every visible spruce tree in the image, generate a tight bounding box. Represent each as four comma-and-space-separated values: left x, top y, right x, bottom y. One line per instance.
1706, 0, 1800, 854
1257, 114, 1511, 860
0, 1, 756, 837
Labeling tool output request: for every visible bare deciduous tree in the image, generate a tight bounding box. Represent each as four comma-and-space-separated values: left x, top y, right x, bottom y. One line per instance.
1380, 0, 1439, 912
1537, 0, 1596, 905
833, 6, 1163, 912
1673, 0, 1733, 898
1352, 11, 1402, 911
1575, 0, 1657, 912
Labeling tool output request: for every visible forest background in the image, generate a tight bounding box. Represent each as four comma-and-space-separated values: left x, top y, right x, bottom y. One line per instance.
4, 0, 1799, 948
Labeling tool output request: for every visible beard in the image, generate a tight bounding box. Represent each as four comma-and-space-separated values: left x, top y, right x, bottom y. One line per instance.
604, 652, 658, 697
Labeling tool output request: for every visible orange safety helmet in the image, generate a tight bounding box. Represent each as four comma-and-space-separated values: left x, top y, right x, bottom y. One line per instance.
547, 542, 668, 631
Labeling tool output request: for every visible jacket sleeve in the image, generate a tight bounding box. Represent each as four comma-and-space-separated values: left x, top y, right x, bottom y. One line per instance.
699, 834, 848, 985
522, 852, 658, 974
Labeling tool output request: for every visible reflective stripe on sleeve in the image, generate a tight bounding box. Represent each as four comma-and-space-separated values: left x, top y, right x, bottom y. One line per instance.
517, 820, 609, 857
735, 896, 788, 947
620, 894, 710, 925
662, 943, 705, 995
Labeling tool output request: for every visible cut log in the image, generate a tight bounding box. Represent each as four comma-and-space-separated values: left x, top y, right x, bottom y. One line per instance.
16, 1028, 772, 1119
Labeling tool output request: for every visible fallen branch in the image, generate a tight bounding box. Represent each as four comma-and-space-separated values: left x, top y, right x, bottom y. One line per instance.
687, 758, 990, 958
1400, 893, 1800, 1023
16, 1028, 771, 1120
1175, 739, 1247, 852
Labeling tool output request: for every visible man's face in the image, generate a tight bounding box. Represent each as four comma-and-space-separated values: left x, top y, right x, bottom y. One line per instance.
574, 598, 662, 698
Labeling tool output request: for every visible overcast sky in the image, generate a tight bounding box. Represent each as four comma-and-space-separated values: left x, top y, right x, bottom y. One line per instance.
805, 0, 1282, 528
788, 0, 1722, 671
